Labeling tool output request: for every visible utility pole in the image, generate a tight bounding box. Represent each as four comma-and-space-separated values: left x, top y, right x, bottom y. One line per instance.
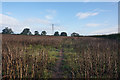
52, 24, 54, 35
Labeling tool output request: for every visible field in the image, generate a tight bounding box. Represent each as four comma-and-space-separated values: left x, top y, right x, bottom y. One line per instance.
1, 34, 119, 79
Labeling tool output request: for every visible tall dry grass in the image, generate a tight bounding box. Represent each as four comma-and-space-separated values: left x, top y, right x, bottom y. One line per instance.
1, 34, 119, 78
2, 34, 66, 79
62, 37, 118, 78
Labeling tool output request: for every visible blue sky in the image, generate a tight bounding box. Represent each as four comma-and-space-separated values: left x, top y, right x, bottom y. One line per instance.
0, 2, 118, 35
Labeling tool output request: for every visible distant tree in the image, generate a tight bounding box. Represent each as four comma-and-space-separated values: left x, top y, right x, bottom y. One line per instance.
54, 31, 59, 36
60, 32, 67, 36
41, 31, 47, 36
29, 32, 33, 35
21, 28, 32, 35
2, 27, 14, 34
71, 32, 79, 37
34, 31, 39, 35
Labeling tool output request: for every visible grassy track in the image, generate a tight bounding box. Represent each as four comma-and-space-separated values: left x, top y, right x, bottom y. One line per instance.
52, 49, 64, 78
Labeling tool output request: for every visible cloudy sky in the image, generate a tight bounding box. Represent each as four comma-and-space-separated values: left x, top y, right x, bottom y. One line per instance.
0, 2, 118, 35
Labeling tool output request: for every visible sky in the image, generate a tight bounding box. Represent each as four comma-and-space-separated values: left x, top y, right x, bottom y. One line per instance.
0, 2, 118, 36
1, 0, 120, 2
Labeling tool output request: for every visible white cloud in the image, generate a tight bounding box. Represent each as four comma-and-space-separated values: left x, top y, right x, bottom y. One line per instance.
0, 14, 19, 26
0, 14, 28, 33
86, 23, 101, 27
23, 18, 51, 25
0, 14, 52, 33
46, 9, 56, 14
91, 26, 118, 35
0, 14, 51, 27
76, 8, 112, 19
45, 15, 53, 20
76, 12, 99, 19
93, 9, 111, 13
45, 9, 56, 20
5, 12, 12, 15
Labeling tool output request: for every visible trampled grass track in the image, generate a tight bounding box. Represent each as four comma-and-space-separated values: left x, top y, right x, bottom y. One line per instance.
52, 49, 64, 78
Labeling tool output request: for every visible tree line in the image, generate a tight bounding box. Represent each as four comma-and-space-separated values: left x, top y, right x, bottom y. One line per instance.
1, 27, 80, 37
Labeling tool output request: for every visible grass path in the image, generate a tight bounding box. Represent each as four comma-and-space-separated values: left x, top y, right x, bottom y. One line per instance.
52, 49, 64, 78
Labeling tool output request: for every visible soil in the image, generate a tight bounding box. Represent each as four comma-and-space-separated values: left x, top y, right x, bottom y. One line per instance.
52, 49, 64, 78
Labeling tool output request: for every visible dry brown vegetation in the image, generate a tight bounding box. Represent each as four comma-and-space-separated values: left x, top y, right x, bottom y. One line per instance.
62, 38, 118, 78
1, 34, 119, 79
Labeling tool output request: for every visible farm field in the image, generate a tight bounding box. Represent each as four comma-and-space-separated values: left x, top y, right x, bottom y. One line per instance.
1, 34, 119, 79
